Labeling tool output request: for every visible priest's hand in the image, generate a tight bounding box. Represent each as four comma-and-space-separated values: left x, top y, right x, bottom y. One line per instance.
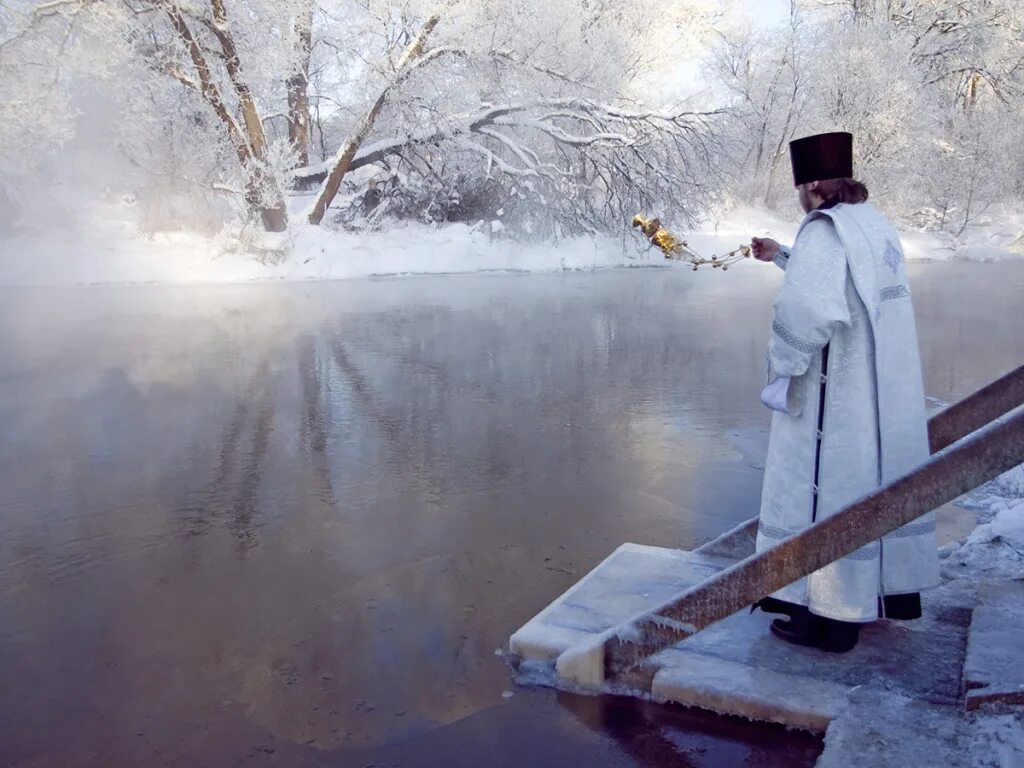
751, 237, 780, 262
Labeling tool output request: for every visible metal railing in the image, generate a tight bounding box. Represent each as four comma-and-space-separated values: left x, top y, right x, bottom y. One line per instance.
556, 365, 1024, 687
692, 365, 1024, 559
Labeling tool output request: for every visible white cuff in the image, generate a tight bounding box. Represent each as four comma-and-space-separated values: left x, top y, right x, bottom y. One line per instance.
773, 245, 792, 270
760, 377, 791, 414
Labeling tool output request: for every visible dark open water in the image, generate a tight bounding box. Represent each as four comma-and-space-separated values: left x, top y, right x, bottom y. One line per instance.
0, 261, 1021, 767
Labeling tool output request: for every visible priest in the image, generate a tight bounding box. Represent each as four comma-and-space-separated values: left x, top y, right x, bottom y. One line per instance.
748, 132, 940, 653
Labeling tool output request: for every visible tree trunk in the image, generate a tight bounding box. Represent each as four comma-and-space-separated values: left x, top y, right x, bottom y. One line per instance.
964, 71, 981, 110
205, 0, 288, 231
287, 3, 314, 167
306, 13, 441, 225
305, 94, 389, 225
167, 4, 290, 232
208, 0, 269, 158
242, 165, 288, 232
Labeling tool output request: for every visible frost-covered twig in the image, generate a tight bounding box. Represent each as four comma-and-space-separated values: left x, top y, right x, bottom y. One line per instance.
122, 151, 243, 196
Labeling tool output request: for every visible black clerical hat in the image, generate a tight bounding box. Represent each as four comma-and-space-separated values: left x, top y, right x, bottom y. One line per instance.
789, 132, 853, 186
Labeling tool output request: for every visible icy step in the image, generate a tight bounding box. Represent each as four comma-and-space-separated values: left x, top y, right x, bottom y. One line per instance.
690, 515, 758, 559
964, 580, 1024, 710
509, 544, 735, 661
511, 544, 975, 732
651, 649, 851, 732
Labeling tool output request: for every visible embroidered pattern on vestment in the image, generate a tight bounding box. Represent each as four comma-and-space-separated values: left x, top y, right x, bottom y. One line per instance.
758, 523, 796, 541
772, 319, 820, 355
880, 285, 910, 302
883, 519, 936, 540
883, 240, 903, 274
843, 543, 881, 561
759, 523, 879, 561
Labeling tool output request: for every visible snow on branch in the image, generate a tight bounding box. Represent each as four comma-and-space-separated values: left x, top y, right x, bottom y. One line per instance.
503, 118, 633, 148
294, 97, 715, 186
31, 0, 90, 19
123, 152, 243, 196
473, 126, 566, 177
457, 138, 539, 178
490, 50, 595, 90
301, 92, 726, 235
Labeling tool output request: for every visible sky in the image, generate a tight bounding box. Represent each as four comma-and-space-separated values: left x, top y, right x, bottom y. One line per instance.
742, 0, 792, 28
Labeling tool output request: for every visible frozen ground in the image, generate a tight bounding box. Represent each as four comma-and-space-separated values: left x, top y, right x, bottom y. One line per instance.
1, 200, 1021, 286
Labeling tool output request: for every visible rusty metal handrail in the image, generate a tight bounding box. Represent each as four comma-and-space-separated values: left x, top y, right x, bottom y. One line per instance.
928, 364, 1024, 452
557, 406, 1024, 686
695, 364, 1024, 558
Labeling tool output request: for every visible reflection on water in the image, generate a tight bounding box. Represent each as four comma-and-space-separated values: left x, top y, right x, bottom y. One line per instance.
557, 692, 821, 767
0, 262, 1020, 766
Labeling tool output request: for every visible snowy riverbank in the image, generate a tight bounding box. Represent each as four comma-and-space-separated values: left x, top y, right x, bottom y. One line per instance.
1, 203, 1022, 287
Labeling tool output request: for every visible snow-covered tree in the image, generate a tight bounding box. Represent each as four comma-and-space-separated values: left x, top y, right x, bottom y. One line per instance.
2, 0, 724, 237
0, 2, 85, 196
814, 0, 1024, 108
707, 0, 1024, 230
295, 0, 725, 235
7, 0, 1019, 241
703, 5, 815, 209
4, 0, 334, 233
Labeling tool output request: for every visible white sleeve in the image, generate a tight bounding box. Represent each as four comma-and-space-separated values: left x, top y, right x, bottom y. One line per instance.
768, 220, 850, 379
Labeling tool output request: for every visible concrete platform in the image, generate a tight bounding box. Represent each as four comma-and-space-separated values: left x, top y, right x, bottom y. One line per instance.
964, 580, 1024, 710
817, 687, 1024, 768
816, 689, 967, 767
510, 541, 975, 733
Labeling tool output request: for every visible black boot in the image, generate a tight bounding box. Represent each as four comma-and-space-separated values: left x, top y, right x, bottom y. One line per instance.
770, 607, 861, 653
815, 616, 861, 653
751, 596, 800, 617
880, 592, 922, 621
768, 606, 819, 648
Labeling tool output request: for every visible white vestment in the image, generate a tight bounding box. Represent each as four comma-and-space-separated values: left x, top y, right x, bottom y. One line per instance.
756, 202, 940, 622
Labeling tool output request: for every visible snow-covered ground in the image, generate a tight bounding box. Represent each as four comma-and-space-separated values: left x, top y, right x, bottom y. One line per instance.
1, 202, 1021, 287
942, 464, 1024, 582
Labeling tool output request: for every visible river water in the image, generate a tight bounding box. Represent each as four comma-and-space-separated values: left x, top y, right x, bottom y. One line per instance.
1, 261, 1021, 767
